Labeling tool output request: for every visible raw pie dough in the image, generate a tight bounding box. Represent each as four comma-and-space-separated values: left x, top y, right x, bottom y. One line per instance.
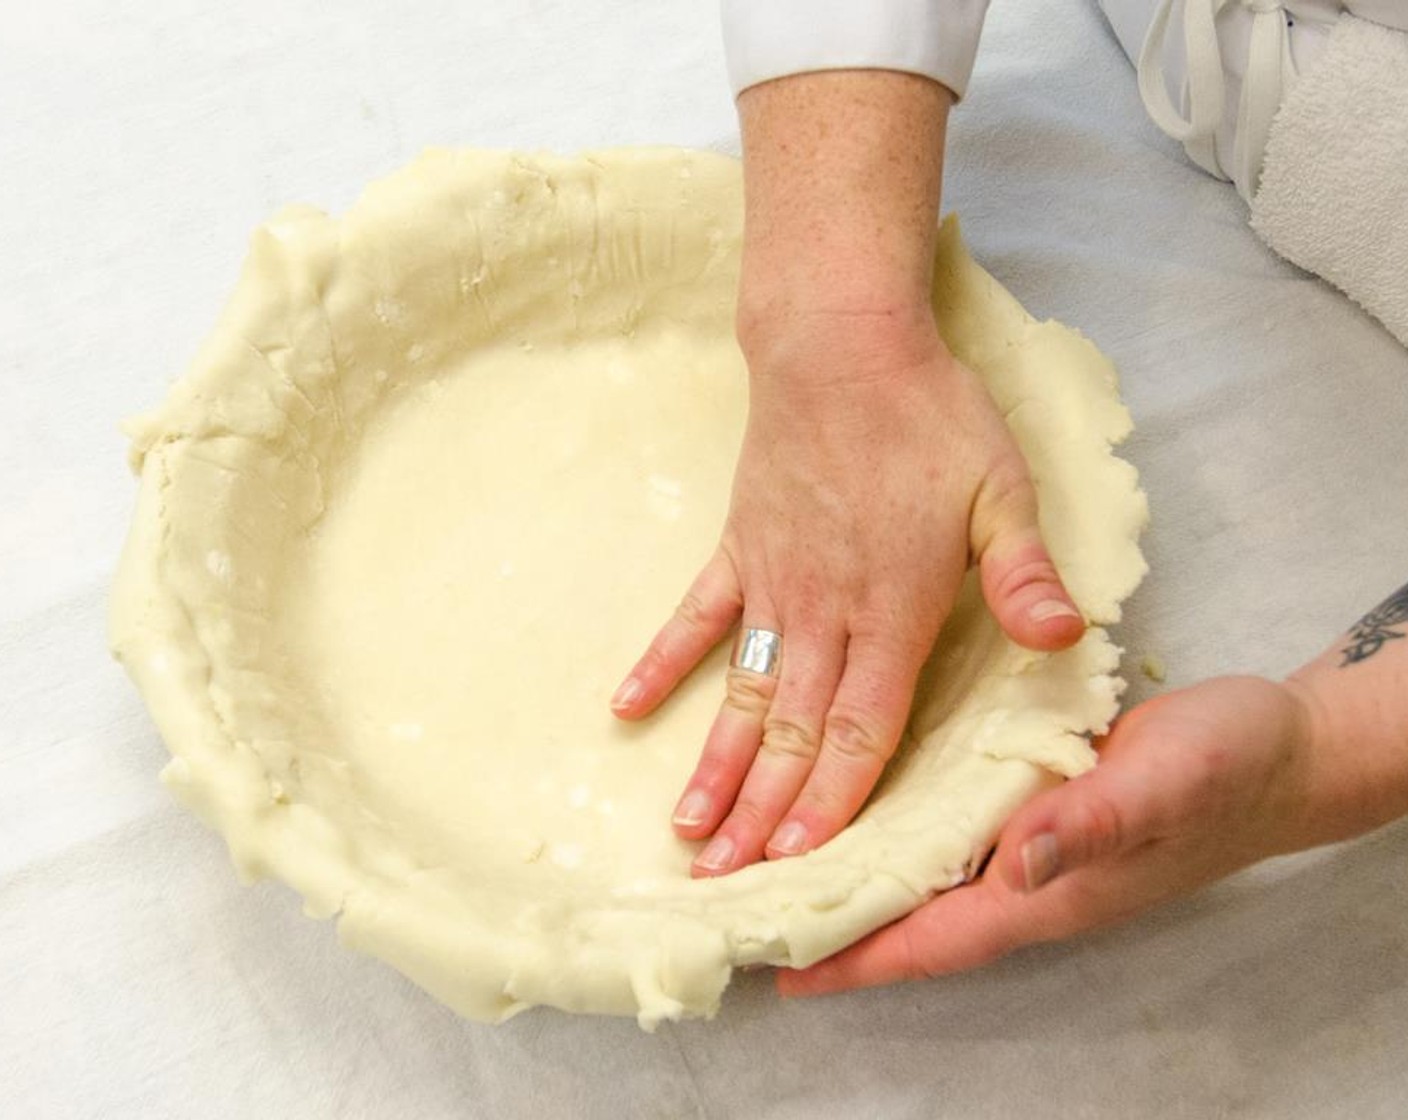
111, 148, 1147, 1029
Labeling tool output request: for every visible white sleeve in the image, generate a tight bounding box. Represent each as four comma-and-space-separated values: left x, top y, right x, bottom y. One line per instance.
720, 0, 991, 100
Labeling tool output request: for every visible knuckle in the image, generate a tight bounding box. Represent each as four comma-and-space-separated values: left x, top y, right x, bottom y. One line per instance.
823, 710, 894, 767
847, 609, 933, 663
847, 603, 907, 641
898, 905, 1012, 982
986, 890, 1031, 950
900, 921, 944, 981
993, 554, 1062, 601
1184, 740, 1238, 813
674, 588, 723, 633
1067, 788, 1125, 862
759, 714, 821, 763
724, 799, 770, 833
973, 467, 1037, 549
985, 463, 1036, 513
847, 590, 912, 629
638, 636, 675, 675
724, 667, 776, 716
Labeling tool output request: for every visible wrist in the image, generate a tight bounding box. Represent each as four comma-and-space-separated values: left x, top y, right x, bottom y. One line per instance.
1277, 673, 1345, 848
738, 249, 934, 323
1281, 662, 1408, 846
734, 68, 952, 372
736, 252, 942, 368
738, 217, 939, 318
735, 289, 944, 390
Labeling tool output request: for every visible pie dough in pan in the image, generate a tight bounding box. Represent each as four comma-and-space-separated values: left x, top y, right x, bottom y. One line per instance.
111, 149, 1147, 1028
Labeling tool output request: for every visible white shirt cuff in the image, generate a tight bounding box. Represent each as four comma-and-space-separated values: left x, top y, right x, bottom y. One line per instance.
720, 0, 991, 100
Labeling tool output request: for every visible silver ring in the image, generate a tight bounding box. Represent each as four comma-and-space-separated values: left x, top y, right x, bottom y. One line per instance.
731, 628, 783, 677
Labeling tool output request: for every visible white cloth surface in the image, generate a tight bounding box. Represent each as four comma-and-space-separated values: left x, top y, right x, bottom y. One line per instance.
721, 0, 990, 97
2, 1, 1406, 1117
1251, 14, 1408, 348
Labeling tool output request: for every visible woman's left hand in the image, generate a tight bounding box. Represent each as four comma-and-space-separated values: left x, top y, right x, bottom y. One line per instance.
777, 675, 1326, 995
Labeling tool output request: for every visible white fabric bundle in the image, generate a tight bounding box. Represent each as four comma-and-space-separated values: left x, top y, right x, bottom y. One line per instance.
1250, 14, 1408, 348
1102, 0, 1408, 347
1101, 0, 1341, 201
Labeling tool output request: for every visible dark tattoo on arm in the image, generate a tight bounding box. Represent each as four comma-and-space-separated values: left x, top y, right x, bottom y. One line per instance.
1340, 581, 1408, 667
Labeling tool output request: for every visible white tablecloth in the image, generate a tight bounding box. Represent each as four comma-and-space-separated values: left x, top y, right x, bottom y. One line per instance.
3, 1, 1406, 1116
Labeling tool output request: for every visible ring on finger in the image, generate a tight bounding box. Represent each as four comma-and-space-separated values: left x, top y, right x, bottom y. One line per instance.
731, 627, 783, 678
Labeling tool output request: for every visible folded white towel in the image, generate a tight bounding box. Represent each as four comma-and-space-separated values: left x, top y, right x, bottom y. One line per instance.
1251, 15, 1408, 348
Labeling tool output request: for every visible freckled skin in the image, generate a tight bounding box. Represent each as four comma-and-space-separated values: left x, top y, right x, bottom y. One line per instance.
612, 72, 1084, 876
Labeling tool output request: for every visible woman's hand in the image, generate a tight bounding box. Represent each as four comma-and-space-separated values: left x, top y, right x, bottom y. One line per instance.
778, 578, 1408, 994
612, 305, 1083, 876
775, 674, 1340, 996
610, 69, 1082, 877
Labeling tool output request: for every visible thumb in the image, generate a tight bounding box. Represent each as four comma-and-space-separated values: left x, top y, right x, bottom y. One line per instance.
970, 468, 1085, 652
993, 753, 1162, 895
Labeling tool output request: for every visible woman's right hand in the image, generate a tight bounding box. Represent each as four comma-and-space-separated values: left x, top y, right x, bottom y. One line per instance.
612, 68, 1086, 877
613, 302, 1084, 876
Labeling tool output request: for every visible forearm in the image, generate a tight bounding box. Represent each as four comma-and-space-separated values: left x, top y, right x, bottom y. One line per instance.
1287, 581, 1408, 842
736, 70, 953, 357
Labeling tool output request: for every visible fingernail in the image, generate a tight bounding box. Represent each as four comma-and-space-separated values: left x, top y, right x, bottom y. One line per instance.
672, 789, 712, 828
695, 834, 736, 873
610, 677, 643, 710
769, 820, 808, 857
1030, 599, 1081, 624
1020, 833, 1061, 893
